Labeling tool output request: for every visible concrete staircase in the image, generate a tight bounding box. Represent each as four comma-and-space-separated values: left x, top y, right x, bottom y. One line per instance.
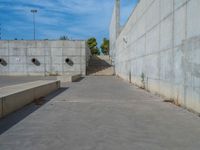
87, 55, 114, 76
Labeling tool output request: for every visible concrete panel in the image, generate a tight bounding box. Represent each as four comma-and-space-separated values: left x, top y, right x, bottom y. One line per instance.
51, 56, 63, 64
160, 15, 173, 50
159, 80, 173, 99
184, 86, 200, 113
9, 41, 27, 48
9, 47, 27, 56
174, 0, 187, 9
187, 0, 200, 38
144, 54, 159, 79
9, 56, 26, 64
63, 64, 82, 72
27, 48, 45, 56
51, 48, 62, 56
145, 0, 160, 31
0, 48, 9, 56
146, 25, 159, 54
174, 5, 186, 46
160, 0, 173, 20
135, 36, 146, 58
147, 78, 160, 94
9, 65, 27, 74
0, 41, 9, 49
51, 64, 63, 74
63, 41, 82, 48
174, 47, 184, 85
159, 49, 173, 81
62, 48, 81, 56
50, 41, 64, 48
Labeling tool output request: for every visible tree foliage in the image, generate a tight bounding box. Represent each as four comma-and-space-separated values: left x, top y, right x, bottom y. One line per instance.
100, 38, 109, 55
59, 35, 69, 40
87, 37, 100, 55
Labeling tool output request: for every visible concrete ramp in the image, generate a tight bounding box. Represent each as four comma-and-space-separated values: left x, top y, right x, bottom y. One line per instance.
87, 55, 114, 76
0, 80, 60, 118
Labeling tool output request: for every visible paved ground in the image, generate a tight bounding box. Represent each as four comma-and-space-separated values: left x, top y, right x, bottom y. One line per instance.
0, 76, 56, 88
0, 76, 200, 150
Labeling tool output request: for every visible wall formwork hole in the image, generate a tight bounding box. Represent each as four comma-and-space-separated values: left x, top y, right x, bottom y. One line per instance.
32, 58, 36, 63
65, 58, 70, 63
0, 58, 7, 66
31, 58, 40, 66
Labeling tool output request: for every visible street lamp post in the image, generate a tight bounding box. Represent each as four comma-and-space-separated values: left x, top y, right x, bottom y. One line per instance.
30, 9, 37, 40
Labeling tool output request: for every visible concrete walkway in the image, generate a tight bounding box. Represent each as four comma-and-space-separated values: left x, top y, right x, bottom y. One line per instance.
0, 76, 200, 150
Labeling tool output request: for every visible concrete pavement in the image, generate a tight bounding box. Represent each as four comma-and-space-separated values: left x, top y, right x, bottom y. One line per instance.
0, 76, 200, 150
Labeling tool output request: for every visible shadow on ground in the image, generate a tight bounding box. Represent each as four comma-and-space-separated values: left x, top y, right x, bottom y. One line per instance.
0, 87, 68, 135
73, 77, 85, 82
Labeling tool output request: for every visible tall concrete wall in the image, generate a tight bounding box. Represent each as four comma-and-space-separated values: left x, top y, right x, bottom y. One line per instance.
109, 0, 120, 64
110, 0, 200, 113
0, 40, 90, 76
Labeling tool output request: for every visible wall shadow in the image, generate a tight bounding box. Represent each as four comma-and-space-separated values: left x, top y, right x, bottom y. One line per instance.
73, 77, 85, 82
0, 87, 68, 135
87, 56, 112, 75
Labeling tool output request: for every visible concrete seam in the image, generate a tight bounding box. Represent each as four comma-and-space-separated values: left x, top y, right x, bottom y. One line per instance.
120, 0, 156, 37
119, 0, 189, 50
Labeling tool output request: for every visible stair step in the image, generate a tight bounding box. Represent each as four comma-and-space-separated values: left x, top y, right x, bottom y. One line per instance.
87, 55, 114, 76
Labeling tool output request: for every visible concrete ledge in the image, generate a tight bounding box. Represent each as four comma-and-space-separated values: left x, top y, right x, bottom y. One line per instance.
0, 80, 60, 118
57, 74, 81, 83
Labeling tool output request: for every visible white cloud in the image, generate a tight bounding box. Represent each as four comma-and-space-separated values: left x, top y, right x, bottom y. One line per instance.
1, 0, 138, 44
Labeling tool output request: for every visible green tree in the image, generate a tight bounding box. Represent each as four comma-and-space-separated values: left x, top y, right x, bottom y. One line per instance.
59, 35, 69, 40
87, 37, 100, 55
100, 38, 109, 55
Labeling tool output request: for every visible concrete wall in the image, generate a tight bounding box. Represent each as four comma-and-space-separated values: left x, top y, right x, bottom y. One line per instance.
109, 0, 120, 64
0, 40, 90, 76
110, 0, 200, 113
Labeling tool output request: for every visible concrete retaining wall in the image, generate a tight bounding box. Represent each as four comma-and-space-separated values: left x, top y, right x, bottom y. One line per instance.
0, 40, 90, 76
110, 0, 200, 113
0, 80, 60, 118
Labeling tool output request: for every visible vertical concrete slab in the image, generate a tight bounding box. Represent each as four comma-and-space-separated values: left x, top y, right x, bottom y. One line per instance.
187, 0, 200, 38
160, 15, 173, 50
174, 0, 187, 9
174, 5, 186, 46
160, 0, 173, 20
0, 98, 2, 118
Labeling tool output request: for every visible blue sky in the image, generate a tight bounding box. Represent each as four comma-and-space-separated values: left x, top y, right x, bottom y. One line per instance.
0, 0, 138, 46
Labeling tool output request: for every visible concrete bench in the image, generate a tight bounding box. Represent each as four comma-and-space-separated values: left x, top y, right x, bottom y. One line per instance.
0, 80, 60, 118
57, 74, 82, 83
